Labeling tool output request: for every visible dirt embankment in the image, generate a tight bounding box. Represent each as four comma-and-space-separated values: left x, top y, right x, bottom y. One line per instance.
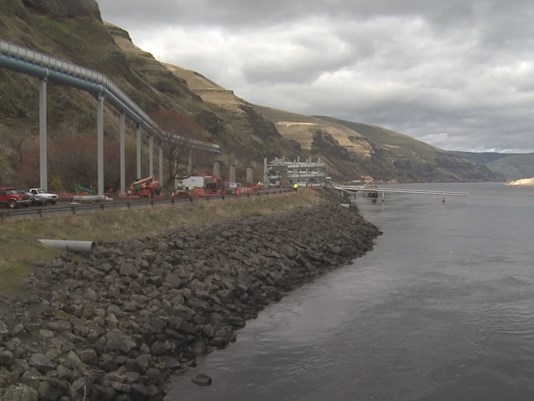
0, 192, 381, 401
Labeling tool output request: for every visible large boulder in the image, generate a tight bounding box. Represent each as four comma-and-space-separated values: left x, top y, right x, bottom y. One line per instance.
104, 329, 136, 354
3, 383, 38, 401
28, 353, 56, 372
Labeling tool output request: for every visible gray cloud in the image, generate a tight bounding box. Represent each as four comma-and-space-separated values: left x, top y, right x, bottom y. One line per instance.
98, 0, 534, 152
98, 0, 481, 29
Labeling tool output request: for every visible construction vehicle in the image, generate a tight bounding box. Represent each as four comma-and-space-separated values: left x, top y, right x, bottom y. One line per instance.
130, 176, 161, 197
177, 175, 227, 197
177, 176, 207, 190
204, 176, 227, 195
74, 183, 95, 195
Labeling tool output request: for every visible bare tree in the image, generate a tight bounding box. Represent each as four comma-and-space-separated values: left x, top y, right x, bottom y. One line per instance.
1, 124, 33, 169
0, 146, 13, 184
0, 124, 38, 187
150, 109, 204, 189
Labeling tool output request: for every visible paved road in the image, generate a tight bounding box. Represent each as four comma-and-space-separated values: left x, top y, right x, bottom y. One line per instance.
0, 189, 292, 220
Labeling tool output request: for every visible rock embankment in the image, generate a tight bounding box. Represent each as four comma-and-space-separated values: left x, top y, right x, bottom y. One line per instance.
0, 193, 381, 401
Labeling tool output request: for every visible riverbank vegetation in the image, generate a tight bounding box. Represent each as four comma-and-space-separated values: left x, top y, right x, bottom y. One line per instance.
0, 190, 323, 293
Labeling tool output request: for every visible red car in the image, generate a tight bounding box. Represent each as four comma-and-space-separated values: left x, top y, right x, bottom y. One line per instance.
0, 187, 32, 209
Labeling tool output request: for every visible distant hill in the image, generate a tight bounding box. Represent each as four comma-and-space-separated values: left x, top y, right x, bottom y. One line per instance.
451, 151, 511, 165
485, 154, 534, 180
255, 109, 499, 182
452, 151, 534, 180
0, 0, 502, 188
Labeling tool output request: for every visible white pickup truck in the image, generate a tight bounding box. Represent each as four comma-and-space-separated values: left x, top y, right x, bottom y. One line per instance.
28, 188, 58, 205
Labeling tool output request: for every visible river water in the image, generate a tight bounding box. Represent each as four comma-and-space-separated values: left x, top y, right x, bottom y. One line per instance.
165, 182, 534, 401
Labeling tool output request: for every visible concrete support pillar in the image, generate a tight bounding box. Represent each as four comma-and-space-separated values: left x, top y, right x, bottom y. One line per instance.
119, 112, 126, 195
39, 77, 47, 190
282, 170, 288, 187
246, 167, 253, 184
213, 161, 220, 179
229, 164, 236, 183
136, 125, 142, 179
159, 143, 163, 188
97, 93, 105, 196
264, 157, 268, 185
149, 135, 154, 178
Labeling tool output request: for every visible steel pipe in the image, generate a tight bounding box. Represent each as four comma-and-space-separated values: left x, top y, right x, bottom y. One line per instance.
0, 39, 220, 153
38, 239, 96, 253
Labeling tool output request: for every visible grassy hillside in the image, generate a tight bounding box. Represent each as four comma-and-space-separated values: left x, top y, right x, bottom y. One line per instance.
0, 0, 297, 188
160, 63, 300, 161
451, 151, 511, 165
255, 109, 499, 182
0, 0, 500, 186
451, 151, 534, 180
485, 154, 534, 180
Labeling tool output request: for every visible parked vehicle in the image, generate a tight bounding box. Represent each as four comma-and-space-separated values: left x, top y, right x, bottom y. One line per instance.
177, 175, 207, 190
17, 189, 37, 205
28, 188, 58, 205
0, 187, 32, 208
176, 175, 227, 196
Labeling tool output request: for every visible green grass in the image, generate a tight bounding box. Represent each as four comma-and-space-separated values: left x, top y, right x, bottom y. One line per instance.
0, 190, 322, 294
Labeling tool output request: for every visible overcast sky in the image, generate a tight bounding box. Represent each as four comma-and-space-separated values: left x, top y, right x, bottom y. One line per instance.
98, 0, 534, 153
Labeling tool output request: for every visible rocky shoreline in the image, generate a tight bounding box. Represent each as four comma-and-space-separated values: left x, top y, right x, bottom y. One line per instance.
0, 191, 381, 401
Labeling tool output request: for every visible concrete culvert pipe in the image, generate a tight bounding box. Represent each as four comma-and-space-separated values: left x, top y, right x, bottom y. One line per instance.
38, 239, 96, 253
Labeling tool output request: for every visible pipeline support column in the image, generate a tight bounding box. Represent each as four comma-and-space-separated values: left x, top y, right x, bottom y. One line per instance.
246, 167, 253, 185
136, 125, 142, 179
229, 163, 236, 183
159, 144, 163, 188
213, 161, 220, 178
39, 77, 47, 190
97, 93, 105, 196
119, 112, 126, 195
263, 158, 268, 185
149, 135, 154, 177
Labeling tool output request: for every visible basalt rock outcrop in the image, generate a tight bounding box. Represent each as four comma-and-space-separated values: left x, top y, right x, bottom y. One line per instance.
0, 195, 381, 401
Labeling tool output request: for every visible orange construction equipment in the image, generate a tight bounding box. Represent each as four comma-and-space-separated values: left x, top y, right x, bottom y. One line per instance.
130, 176, 161, 197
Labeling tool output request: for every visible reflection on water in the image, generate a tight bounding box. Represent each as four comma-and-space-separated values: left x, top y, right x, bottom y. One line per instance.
166, 183, 534, 401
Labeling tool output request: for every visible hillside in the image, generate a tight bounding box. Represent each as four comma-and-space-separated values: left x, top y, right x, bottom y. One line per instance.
0, 0, 500, 189
484, 154, 534, 180
451, 151, 534, 180
166, 69, 499, 182
107, 24, 300, 164
254, 109, 498, 182
451, 151, 510, 165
